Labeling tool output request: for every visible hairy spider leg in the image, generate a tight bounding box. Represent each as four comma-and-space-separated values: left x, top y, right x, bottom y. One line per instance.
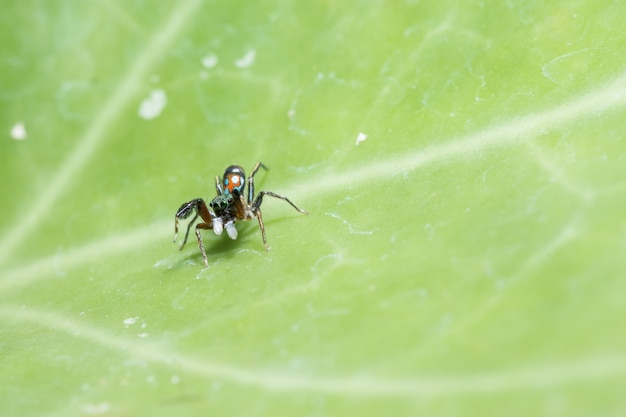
174, 212, 198, 245
253, 191, 308, 214
246, 161, 269, 204
215, 175, 223, 195
174, 199, 200, 244
174, 198, 214, 266
195, 222, 213, 266
251, 191, 309, 250
229, 191, 247, 220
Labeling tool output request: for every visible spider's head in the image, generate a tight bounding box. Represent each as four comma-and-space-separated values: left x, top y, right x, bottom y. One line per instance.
222, 165, 246, 196
209, 193, 234, 215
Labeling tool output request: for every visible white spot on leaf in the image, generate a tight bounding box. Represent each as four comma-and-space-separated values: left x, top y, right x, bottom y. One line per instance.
10, 122, 27, 140
235, 49, 256, 68
201, 53, 218, 69
356, 132, 367, 145
138, 89, 167, 120
123, 317, 138, 326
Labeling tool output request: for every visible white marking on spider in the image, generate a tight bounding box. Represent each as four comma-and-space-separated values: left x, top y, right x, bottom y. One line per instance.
225, 221, 238, 240
213, 217, 224, 235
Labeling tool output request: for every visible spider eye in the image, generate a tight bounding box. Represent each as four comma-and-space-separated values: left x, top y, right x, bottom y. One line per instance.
210, 194, 234, 212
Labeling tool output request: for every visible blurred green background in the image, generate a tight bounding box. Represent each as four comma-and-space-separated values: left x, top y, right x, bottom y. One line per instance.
2, 0, 626, 416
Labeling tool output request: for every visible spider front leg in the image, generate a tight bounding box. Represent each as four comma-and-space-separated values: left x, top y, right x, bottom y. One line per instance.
174, 199, 199, 246
252, 191, 308, 250
174, 198, 214, 266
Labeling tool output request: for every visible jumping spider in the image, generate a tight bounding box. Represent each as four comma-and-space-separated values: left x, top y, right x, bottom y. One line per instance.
174, 162, 308, 266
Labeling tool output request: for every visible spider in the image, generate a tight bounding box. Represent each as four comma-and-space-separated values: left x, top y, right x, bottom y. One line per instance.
174, 162, 308, 266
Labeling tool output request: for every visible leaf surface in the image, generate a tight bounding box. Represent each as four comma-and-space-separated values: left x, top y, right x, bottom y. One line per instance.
2, 1, 626, 415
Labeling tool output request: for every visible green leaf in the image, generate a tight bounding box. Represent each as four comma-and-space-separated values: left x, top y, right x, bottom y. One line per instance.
2, 1, 626, 415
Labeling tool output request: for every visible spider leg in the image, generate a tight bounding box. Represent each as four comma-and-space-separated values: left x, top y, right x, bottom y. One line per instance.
247, 161, 268, 204
230, 192, 247, 220
174, 199, 201, 244
253, 191, 309, 215
253, 208, 269, 250
251, 191, 308, 251
249, 161, 268, 177
195, 222, 213, 266
174, 198, 214, 254
215, 175, 223, 195
176, 212, 198, 247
